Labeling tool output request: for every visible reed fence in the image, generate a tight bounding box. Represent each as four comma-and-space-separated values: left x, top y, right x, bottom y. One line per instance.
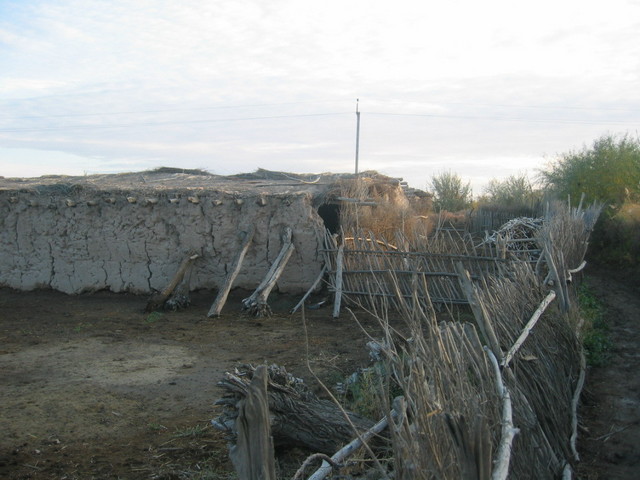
220, 200, 603, 480
321, 227, 540, 314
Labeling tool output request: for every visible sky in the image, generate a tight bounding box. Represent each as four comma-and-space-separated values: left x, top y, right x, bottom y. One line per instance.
1, 0, 639, 193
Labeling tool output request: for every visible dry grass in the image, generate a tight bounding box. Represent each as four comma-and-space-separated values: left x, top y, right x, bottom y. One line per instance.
336, 200, 600, 479
333, 176, 433, 240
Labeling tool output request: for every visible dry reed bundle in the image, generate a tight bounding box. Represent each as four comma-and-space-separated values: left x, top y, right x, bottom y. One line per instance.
367, 279, 500, 480
315, 198, 600, 479
359, 262, 582, 479
333, 176, 433, 239
538, 200, 603, 311
470, 264, 582, 478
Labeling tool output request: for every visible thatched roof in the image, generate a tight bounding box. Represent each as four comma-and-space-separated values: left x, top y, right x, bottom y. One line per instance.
0, 167, 405, 198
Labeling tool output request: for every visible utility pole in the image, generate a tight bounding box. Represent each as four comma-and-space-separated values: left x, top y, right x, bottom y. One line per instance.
355, 99, 360, 175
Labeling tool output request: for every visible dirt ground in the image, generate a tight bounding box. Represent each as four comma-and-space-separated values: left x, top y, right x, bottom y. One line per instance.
1, 267, 638, 479
576, 265, 640, 479
0, 288, 383, 479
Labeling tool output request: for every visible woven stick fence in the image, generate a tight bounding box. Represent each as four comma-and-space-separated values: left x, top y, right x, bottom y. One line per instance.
338, 202, 601, 479
364, 259, 586, 479
220, 201, 601, 480
322, 228, 525, 314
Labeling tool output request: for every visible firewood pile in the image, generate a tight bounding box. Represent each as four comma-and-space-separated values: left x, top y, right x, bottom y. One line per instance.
482, 216, 543, 259
213, 364, 376, 455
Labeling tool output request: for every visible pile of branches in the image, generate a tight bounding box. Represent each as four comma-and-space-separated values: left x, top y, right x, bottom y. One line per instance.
488, 217, 543, 242
481, 216, 544, 259
213, 364, 376, 455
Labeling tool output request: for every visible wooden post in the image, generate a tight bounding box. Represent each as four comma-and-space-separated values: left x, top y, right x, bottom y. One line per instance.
208, 226, 255, 317
456, 263, 502, 363
291, 265, 327, 313
229, 365, 276, 480
332, 244, 344, 318
145, 253, 199, 312
502, 290, 557, 368
485, 347, 519, 480
242, 227, 295, 317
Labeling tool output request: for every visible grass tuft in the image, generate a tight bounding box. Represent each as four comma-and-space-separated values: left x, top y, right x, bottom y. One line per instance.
578, 283, 612, 367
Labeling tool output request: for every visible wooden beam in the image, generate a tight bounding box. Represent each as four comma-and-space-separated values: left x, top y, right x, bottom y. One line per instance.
291, 265, 326, 313
456, 263, 502, 362
208, 226, 255, 317
145, 252, 199, 312
242, 227, 295, 317
332, 244, 344, 318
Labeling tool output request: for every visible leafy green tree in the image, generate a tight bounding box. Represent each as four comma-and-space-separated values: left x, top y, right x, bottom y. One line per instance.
539, 133, 640, 207
483, 173, 538, 207
430, 171, 472, 212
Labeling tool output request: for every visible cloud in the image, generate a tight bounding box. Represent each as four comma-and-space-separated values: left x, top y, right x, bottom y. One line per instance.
0, 0, 639, 192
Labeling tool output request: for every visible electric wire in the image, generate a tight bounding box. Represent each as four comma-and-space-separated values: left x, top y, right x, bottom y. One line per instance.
0, 112, 352, 133
0, 99, 345, 120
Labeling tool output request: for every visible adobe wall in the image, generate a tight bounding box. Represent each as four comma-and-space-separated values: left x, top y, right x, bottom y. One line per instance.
0, 189, 325, 295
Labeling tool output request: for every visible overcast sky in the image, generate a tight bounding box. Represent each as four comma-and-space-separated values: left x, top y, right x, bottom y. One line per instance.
1, 0, 639, 193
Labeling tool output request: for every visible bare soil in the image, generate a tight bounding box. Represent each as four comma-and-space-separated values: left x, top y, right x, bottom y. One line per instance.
0, 289, 381, 479
576, 265, 640, 479
1, 267, 638, 479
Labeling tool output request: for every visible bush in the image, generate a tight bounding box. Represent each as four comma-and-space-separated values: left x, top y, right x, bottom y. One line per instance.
588, 201, 640, 267
430, 171, 472, 212
539, 133, 640, 207
578, 283, 612, 367
481, 173, 542, 210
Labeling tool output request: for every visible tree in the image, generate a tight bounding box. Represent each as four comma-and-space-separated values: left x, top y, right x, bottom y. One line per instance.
430, 171, 472, 212
482, 173, 539, 208
539, 133, 640, 207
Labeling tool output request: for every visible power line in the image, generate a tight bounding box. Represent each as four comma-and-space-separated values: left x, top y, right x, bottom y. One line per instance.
0, 112, 351, 133
0, 107, 636, 135
366, 111, 637, 126
4, 96, 637, 122
373, 97, 640, 112
0, 99, 345, 120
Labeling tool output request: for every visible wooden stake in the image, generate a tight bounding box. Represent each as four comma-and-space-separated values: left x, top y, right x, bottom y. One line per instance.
456, 263, 502, 362
485, 347, 519, 480
229, 365, 276, 480
291, 265, 326, 313
208, 226, 255, 317
332, 244, 344, 318
502, 290, 557, 368
145, 253, 199, 312
242, 227, 295, 317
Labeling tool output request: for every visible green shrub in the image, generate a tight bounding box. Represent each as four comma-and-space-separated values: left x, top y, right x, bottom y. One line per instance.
539, 133, 640, 207
588, 201, 640, 267
340, 363, 403, 419
430, 171, 473, 212
578, 283, 612, 367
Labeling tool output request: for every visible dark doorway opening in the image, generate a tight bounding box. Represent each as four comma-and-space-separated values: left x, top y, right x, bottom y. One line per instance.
317, 203, 340, 234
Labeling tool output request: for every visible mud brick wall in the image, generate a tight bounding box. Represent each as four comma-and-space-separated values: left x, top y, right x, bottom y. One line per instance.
0, 189, 325, 294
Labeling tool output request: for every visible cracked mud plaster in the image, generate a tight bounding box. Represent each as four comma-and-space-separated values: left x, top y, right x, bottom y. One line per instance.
0, 192, 325, 295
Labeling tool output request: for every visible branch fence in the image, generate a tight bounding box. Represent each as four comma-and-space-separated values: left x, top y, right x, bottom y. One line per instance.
219, 200, 603, 480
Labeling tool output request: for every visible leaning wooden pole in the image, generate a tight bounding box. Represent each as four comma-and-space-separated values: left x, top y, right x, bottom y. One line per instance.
502, 290, 557, 368
208, 226, 255, 317
486, 347, 519, 480
145, 252, 200, 312
332, 244, 344, 318
291, 265, 327, 313
456, 262, 502, 362
242, 227, 295, 317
